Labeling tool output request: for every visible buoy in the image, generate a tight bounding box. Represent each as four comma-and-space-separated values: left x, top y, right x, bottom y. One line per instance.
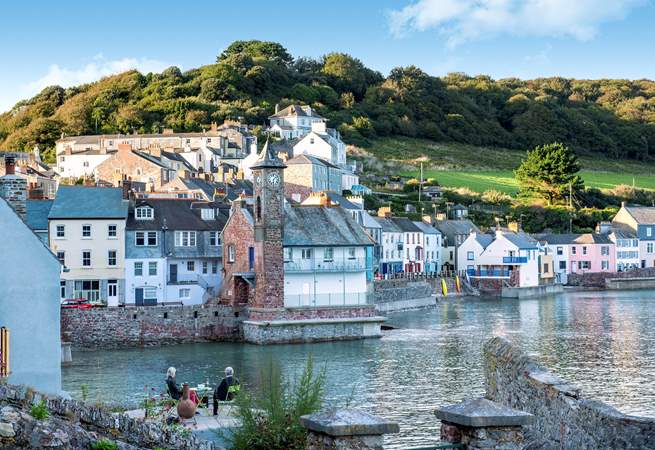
455, 275, 461, 293
441, 278, 448, 296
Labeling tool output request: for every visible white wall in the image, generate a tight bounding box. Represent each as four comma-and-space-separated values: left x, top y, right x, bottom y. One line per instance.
125, 257, 166, 304
56, 154, 111, 178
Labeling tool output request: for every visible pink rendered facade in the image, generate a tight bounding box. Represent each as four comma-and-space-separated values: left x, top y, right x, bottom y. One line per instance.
569, 241, 615, 274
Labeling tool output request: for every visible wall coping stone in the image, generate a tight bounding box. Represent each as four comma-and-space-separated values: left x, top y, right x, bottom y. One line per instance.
299, 408, 399, 436
243, 316, 387, 327
435, 398, 534, 427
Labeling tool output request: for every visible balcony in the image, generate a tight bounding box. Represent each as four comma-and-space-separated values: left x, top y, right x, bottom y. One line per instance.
467, 268, 511, 278
502, 256, 527, 264
284, 292, 372, 308
284, 259, 368, 273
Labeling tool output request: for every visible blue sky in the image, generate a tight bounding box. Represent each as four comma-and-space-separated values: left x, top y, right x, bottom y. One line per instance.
1, 0, 654, 112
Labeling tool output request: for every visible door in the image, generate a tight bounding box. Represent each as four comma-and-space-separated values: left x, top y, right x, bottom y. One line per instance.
135, 288, 144, 306
169, 264, 178, 283
107, 280, 118, 306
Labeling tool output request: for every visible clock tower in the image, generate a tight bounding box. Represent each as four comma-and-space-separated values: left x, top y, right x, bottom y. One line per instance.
250, 140, 287, 311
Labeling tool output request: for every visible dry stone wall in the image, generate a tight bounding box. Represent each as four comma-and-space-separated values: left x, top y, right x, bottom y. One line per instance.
483, 336, 655, 449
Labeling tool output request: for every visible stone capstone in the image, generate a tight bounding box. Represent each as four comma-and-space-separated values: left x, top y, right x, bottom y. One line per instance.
435, 397, 534, 427
300, 408, 399, 437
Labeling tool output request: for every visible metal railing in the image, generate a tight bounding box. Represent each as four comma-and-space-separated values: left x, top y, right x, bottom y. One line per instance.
284, 292, 372, 308
0, 327, 9, 377
284, 259, 368, 273
467, 269, 511, 278
502, 256, 527, 264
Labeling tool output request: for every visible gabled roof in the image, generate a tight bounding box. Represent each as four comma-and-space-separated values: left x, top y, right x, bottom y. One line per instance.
286, 154, 339, 168
473, 233, 494, 248
502, 232, 539, 249
374, 217, 402, 233
127, 199, 228, 231
284, 204, 373, 247
535, 233, 612, 245
623, 206, 655, 224
414, 221, 440, 235
434, 220, 480, 242
361, 211, 382, 229
49, 186, 128, 219
534, 233, 581, 245
269, 104, 324, 119
26, 200, 53, 230
391, 217, 422, 233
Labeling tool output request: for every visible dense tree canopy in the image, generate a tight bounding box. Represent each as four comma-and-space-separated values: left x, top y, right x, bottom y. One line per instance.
2, 40, 655, 164
515, 143, 584, 204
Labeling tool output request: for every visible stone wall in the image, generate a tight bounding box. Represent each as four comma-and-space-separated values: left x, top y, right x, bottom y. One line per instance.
373, 279, 434, 312
61, 304, 240, 349
567, 267, 655, 287
483, 336, 655, 449
0, 383, 216, 449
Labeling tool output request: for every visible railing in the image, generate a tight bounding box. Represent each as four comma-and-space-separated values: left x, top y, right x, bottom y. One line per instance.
284, 259, 367, 273
0, 327, 9, 377
502, 256, 527, 264
284, 292, 372, 308
467, 269, 511, 278
72, 290, 101, 303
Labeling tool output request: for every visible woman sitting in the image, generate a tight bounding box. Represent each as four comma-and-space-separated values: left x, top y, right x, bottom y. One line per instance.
166, 367, 182, 400
177, 384, 197, 420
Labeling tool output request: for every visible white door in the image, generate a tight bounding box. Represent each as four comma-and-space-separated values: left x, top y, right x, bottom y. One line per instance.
107, 280, 118, 307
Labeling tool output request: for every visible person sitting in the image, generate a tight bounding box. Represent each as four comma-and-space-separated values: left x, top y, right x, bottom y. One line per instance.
213, 366, 240, 415
166, 367, 182, 400
177, 384, 197, 420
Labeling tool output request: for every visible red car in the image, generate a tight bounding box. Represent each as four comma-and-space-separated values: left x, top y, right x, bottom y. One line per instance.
61, 298, 93, 309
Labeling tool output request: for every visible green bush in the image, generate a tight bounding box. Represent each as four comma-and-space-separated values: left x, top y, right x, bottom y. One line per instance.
228, 356, 325, 450
91, 439, 118, 450
29, 400, 49, 420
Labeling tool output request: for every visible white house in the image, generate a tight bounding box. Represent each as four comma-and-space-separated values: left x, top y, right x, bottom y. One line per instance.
457, 232, 494, 274
375, 216, 404, 275
268, 104, 325, 139
610, 229, 640, 271
414, 221, 442, 273
48, 186, 128, 306
434, 219, 480, 272
535, 234, 575, 284
392, 217, 424, 273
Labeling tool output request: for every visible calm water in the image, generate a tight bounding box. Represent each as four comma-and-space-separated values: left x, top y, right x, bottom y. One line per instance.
62, 289, 655, 448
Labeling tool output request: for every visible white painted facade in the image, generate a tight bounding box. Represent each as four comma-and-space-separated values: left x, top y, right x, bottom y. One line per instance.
293, 122, 347, 168
56, 153, 111, 178
402, 229, 424, 273
283, 246, 369, 307
457, 234, 488, 274
611, 234, 640, 271
544, 243, 571, 284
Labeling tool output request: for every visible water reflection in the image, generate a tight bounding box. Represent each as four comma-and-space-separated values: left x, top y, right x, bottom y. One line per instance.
63, 289, 655, 449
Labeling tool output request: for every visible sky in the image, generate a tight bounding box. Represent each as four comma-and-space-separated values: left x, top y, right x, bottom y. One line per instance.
1, 0, 654, 113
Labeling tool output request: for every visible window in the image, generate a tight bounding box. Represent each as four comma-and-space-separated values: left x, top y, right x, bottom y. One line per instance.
202, 261, 208, 274
648, 227, 653, 237
210, 231, 220, 246
572, 246, 577, 255
228, 245, 235, 263
579, 261, 591, 270
302, 248, 312, 259
212, 261, 218, 274
284, 248, 293, 262
56, 225, 65, 238
82, 224, 91, 238
649, 243, 654, 254
582, 246, 587, 255
134, 262, 143, 276
543, 263, 549, 273
347, 247, 356, 259
201, 209, 215, 220
324, 247, 334, 261
175, 231, 196, 247
135, 231, 157, 246
82, 251, 91, 267
601, 260, 609, 270
179, 288, 190, 298
108, 224, 117, 238
108, 250, 117, 267
467, 251, 474, 261
60, 281, 66, 299
601, 246, 609, 256
144, 287, 157, 301
135, 206, 154, 220
148, 262, 157, 276
59, 156, 65, 163
56, 251, 65, 265
187, 261, 195, 272
556, 246, 563, 255
559, 261, 567, 270
310, 138, 314, 144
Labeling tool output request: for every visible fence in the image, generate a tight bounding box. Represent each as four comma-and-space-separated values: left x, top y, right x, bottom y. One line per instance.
284, 292, 372, 308
0, 327, 9, 377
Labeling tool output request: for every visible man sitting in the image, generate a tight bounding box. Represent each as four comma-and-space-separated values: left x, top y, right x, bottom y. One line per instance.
166, 367, 182, 400
213, 366, 240, 415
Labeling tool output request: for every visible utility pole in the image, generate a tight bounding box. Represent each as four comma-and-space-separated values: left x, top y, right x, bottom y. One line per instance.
419, 162, 423, 204
569, 182, 573, 233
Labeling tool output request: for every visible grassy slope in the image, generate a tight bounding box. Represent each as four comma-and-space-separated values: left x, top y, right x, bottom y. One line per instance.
367, 137, 655, 194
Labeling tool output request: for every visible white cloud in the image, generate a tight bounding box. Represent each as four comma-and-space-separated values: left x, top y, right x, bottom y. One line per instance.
0, 55, 171, 112
389, 0, 644, 47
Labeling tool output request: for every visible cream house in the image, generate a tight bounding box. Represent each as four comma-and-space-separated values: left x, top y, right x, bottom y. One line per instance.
48, 186, 128, 306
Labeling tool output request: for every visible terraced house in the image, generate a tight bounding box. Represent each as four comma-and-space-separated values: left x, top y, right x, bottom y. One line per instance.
612, 203, 655, 268
48, 186, 128, 306
125, 199, 227, 306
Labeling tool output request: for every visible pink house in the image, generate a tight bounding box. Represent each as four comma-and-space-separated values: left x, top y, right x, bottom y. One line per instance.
569, 234, 615, 274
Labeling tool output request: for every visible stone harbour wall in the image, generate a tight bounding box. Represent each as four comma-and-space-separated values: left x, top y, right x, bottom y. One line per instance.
0, 383, 216, 449
372, 279, 434, 312
567, 267, 655, 287
242, 317, 384, 344
61, 304, 241, 349
483, 336, 655, 449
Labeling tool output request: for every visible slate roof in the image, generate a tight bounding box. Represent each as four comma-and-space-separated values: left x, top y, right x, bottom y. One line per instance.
534, 233, 612, 245
361, 211, 382, 229
623, 206, 655, 224
251, 140, 287, 169
414, 221, 440, 235
392, 217, 422, 233
26, 200, 53, 230
269, 104, 324, 119
503, 232, 539, 249
374, 217, 402, 233
434, 220, 480, 243
286, 154, 339, 168
473, 233, 494, 248
49, 186, 128, 219
127, 199, 228, 231
611, 229, 636, 239
284, 204, 373, 247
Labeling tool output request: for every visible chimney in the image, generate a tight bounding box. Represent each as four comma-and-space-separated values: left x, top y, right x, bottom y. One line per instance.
121, 176, 132, 200
149, 147, 161, 159
621, 201, 626, 208
117, 143, 132, 154
0, 154, 27, 220
377, 206, 392, 218
210, 122, 218, 133
275, 103, 279, 114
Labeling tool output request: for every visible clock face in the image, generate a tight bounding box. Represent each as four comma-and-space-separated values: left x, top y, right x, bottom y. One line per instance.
255, 175, 261, 185
267, 172, 281, 187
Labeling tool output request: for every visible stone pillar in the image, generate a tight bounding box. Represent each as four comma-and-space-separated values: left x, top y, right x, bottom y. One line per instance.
435, 397, 533, 450
300, 408, 399, 450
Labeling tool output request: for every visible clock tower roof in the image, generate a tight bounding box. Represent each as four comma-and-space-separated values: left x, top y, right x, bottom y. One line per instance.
250, 139, 287, 170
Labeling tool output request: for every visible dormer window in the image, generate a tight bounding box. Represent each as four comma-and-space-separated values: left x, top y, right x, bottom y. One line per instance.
135, 206, 154, 220
201, 208, 215, 220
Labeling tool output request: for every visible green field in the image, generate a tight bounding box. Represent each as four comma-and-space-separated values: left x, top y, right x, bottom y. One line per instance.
366, 137, 655, 194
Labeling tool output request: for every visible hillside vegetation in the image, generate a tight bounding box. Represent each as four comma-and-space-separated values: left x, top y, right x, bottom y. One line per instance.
2, 40, 655, 165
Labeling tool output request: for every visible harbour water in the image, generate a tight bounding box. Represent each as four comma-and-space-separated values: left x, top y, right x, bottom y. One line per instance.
63, 289, 655, 448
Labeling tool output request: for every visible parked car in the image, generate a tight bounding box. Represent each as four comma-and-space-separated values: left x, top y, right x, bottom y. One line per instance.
61, 298, 93, 309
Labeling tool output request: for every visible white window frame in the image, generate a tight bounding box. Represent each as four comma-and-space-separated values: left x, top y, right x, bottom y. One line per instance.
56, 251, 65, 266
467, 251, 474, 261
82, 224, 92, 238
143, 287, 158, 301
82, 250, 91, 267
302, 248, 312, 259
108, 250, 117, 267
56, 224, 65, 238
179, 288, 191, 299
324, 247, 334, 262
175, 231, 197, 247
201, 209, 215, 220
210, 231, 220, 246
148, 261, 157, 276
228, 245, 236, 263
187, 261, 195, 272
347, 247, 356, 260
134, 262, 143, 276
108, 224, 117, 238
135, 231, 158, 246
135, 206, 154, 220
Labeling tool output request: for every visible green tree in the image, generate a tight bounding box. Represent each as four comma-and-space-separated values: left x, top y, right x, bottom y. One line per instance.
515, 143, 584, 204
218, 40, 293, 66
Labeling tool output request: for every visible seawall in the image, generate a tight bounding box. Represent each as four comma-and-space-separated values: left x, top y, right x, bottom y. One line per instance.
501, 283, 563, 299
567, 267, 655, 288
61, 304, 240, 349
483, 336, 655, 449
